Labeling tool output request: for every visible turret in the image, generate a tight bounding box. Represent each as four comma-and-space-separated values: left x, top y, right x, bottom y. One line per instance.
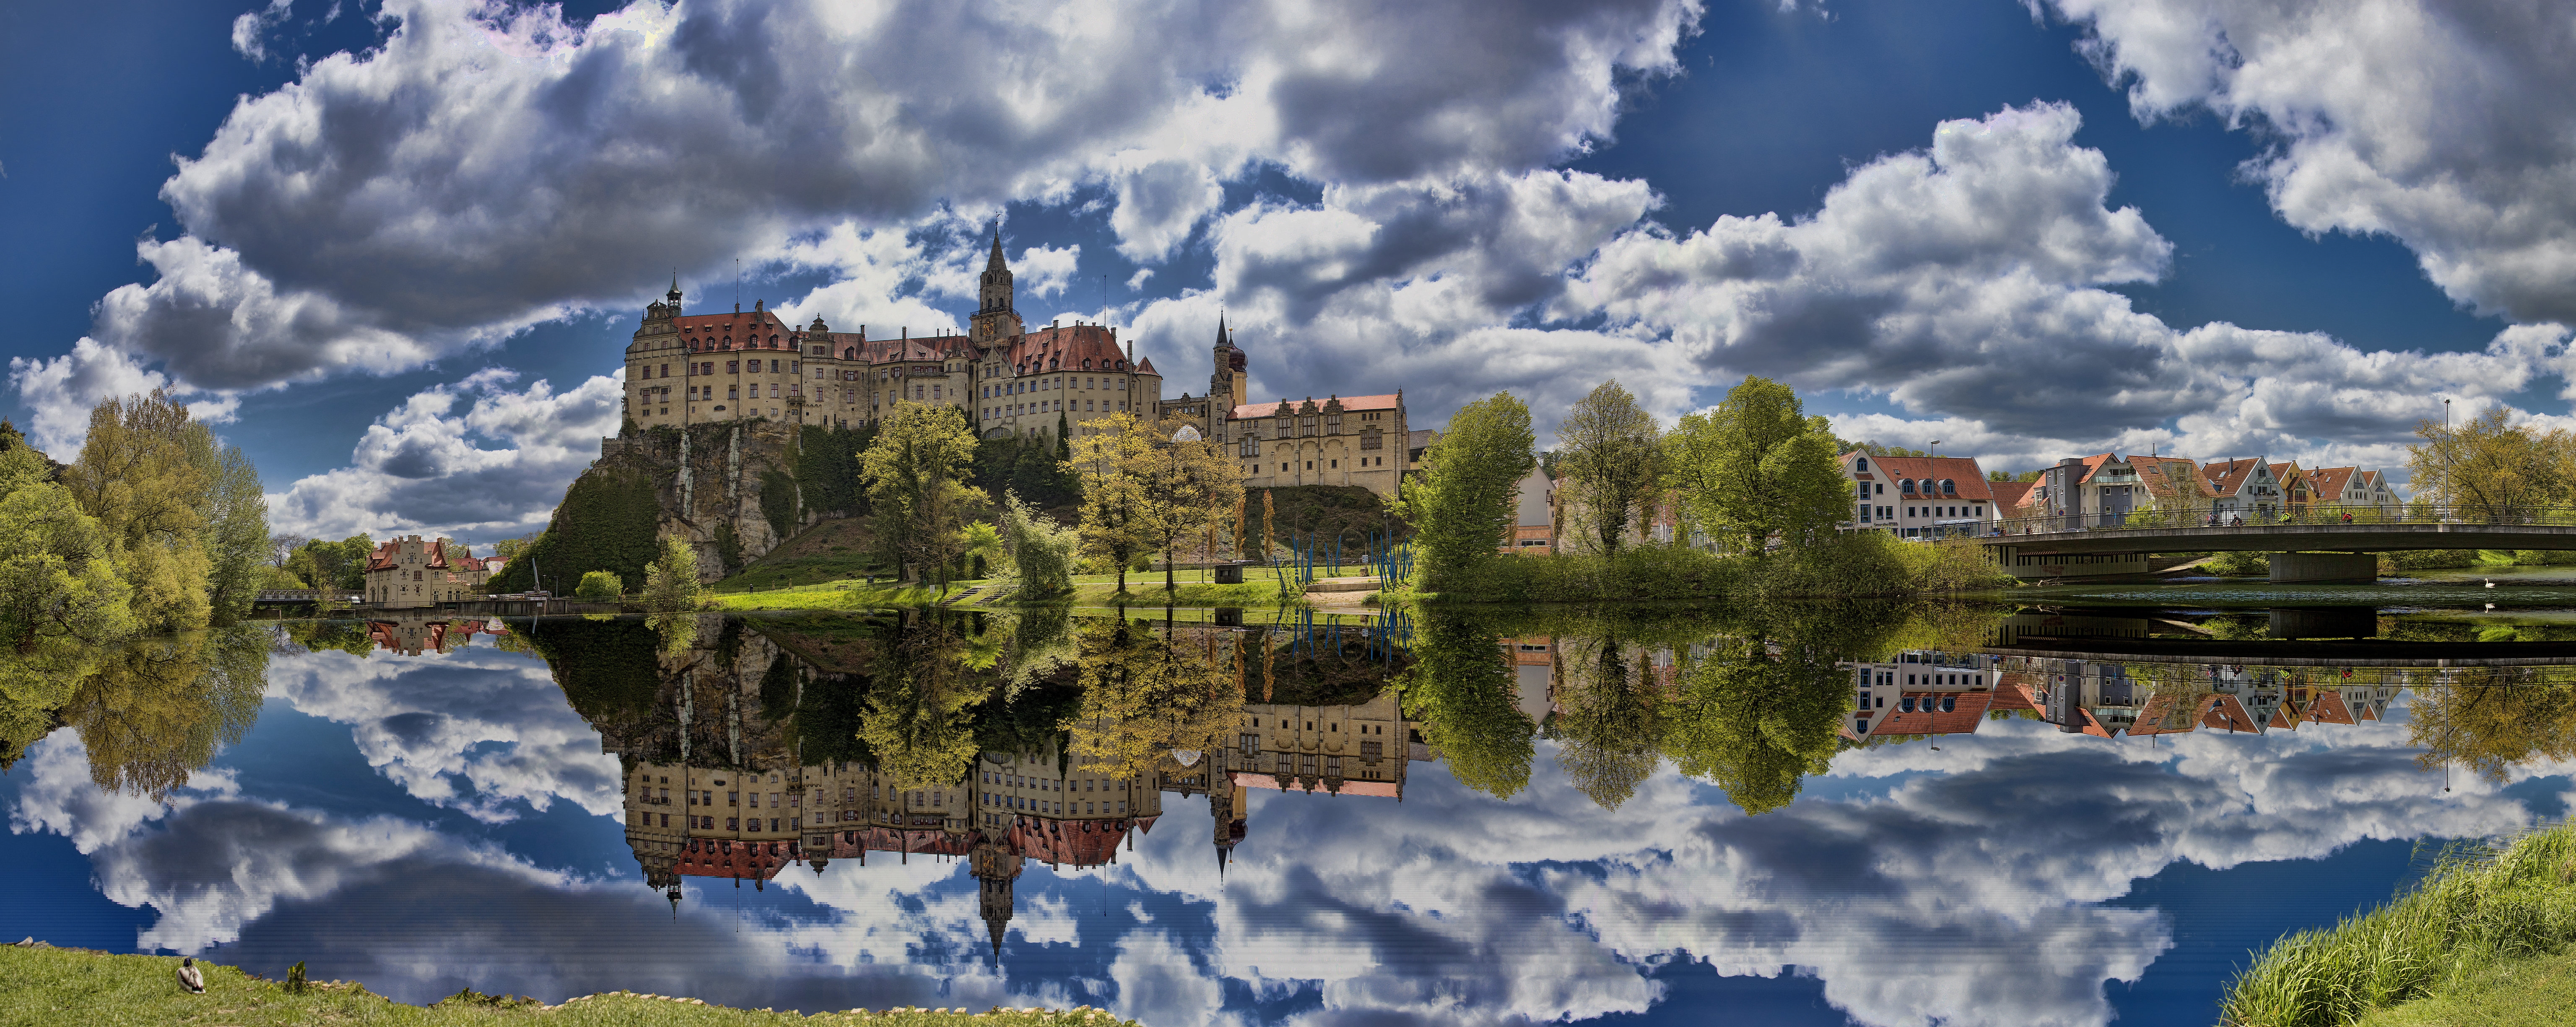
969, 225, 1026, 345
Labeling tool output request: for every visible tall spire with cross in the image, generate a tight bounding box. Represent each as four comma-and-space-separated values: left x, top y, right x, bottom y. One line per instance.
970, 221, 1024, 346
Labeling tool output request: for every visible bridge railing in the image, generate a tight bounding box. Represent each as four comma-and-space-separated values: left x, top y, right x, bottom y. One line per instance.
1954, 503, 2576, 539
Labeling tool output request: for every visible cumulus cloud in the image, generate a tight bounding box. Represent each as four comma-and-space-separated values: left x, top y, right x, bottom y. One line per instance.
265, 368, 622, 543
1561, 103, 2572, 467
2045, 0, 2576, 325
31, 0, 1700, 428
229, 0, 294, 61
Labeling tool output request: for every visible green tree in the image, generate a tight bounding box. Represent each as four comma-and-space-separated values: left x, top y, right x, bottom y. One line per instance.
1397, 392, 1537, 585
862, 402, 986, 587
575, 571, 624, 602
641, 533, 703, 612
0, 445, 134, 652
1666, 375, 1849, 553
57, 629, 267, 801
64, 389, 215, 632
1555, 380, 1663, 556
1137, 420, 1243, 592
1067, 412, 1156, 594
196, 439, 269, 623
2407, 403, 2571, 521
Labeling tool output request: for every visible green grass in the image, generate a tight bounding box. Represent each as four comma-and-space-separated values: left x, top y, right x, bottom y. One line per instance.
1070, 581, 1306, 607
0, 944, 1137, 1026
708, 580, 965, 611
710, 553, 888, 593
2218, 822, 2576, 1027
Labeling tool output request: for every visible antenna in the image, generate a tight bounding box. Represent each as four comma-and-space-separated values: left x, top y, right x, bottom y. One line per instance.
735, 259, 742, 314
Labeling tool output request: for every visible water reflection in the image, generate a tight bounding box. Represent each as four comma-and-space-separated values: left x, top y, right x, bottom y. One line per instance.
9, 601, 2576, 1026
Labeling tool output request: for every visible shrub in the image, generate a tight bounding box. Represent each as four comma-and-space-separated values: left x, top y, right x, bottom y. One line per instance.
574, 571, 623, 602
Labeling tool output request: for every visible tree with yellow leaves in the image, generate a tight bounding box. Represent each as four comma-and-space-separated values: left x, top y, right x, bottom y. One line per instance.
862, 402, 987, 588
1137, 420, 1243, 593
2407, 403, 2575, 522
1066, 412, 1156, 594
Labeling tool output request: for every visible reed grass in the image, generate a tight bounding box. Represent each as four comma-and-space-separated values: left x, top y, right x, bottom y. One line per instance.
2218, 823, 2576, 1026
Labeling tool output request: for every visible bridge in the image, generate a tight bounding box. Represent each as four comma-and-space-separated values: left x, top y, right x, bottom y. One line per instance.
252, 589, 343, 605
1944, 506, 2576, 582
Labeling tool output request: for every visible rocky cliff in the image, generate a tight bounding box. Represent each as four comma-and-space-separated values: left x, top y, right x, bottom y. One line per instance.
490, 421, 813, 590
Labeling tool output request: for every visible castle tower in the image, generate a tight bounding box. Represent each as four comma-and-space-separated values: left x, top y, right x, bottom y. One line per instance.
1209, 316, 1246, 432
969, 226, 1024, 347
1210, 781, 1247, 877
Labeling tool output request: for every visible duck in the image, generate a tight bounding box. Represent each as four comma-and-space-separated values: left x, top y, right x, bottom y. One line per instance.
177, 957, 205, 995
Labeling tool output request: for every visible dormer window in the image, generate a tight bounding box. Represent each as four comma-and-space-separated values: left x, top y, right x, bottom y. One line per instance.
1854, 457, 1869, 472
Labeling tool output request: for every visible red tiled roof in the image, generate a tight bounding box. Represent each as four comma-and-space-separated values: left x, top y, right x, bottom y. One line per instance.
1867, 691, 1996, 735
1841, 454, 1995, 501
1989, 480, 2036, 512
675, 839, 796, 881
1003, 324, 1132, 375
1230, 394, 1402, 422
674, 311, 795, 351
366, 540, 397, 571
1006, 816, 1138, 867
2306, 691, 2357, 725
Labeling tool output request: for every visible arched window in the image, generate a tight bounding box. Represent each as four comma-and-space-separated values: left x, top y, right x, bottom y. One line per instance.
1900, 479, 1916, 494
690, 340, 701, 352
1940, 479, 1956, 494
1854, 457, 1868, 472
1899, 696, 1916, 712
1918, 479, 1935, 493
1940, 695, 1957, 712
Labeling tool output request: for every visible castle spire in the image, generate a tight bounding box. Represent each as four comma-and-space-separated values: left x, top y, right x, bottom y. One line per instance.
987, 223, 1006, 273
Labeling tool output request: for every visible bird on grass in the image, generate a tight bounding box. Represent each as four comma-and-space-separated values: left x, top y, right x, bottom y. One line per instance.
177, 957, 205, 995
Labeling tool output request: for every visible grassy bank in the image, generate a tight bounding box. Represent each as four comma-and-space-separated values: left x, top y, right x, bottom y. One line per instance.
1403, 531, 2010, 606
708, 580, 965, 611
0, 944, 1135, 1026
2220, 822, 2576, 1027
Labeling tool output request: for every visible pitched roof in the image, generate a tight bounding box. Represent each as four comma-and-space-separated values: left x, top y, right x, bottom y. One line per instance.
1003, 323, 1130, 374
675, 838, 795, 881
1865, 691, 1996, 736
674, 310, 795, 351
1989, 480, 2037, 512
2308, 466, 2358, 498
366, 540, 397, 571
1841, 454, 1995, 501
1232, 770, 1401, 799
2202, 457, 2270, 497
1230, 393, 1403, 422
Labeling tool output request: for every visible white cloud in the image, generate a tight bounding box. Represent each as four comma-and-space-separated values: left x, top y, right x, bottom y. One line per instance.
23, 0, 1701, 441
230, 0, 294, 61
264, 368, 622, 543
2044, 0, 2576, 325
1564, 103, 2572, 469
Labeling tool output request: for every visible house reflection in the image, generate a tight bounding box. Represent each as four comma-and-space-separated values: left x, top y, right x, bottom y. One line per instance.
364, 610, 506, 655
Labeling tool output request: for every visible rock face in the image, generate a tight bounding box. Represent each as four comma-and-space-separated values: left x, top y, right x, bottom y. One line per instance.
598, 422, 803, 583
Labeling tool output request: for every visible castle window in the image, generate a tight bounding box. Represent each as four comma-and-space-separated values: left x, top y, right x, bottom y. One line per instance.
1361, 429, 1383, 450
727, 360, 739, 373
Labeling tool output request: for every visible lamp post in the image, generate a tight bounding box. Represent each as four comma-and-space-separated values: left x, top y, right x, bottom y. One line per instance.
2443, 397, 2452, 519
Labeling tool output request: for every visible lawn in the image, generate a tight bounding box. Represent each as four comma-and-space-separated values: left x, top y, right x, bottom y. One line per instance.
0, 944, 1135, 1027
2357, 948, 2576, 1027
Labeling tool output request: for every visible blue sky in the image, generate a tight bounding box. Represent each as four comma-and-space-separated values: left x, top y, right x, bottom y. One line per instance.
2, 0, 2569, 545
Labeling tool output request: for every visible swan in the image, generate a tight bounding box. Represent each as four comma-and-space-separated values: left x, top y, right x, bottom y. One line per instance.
176, 957, 205, 995
2486, 578, 2498, 588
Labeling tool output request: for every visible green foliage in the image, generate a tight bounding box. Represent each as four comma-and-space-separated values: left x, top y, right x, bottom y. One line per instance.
1667, 375, 1850, 553
996, 492, 1076, 596
971, 435, 1079, 510
1661, 632, 1846, 814
287, 534, 375, 591
863, 402, 986, 586
1415, 532, 2007, 604
197, 441, 269, 624
795, 422, 874, 516
574, 571, 624, 602
2205, 550, 2271, 576
713, 522, 744, 575
758, 469, 800, 540
1555, 380, 1663, 557
1397, 391, 1536, 584
642, 533, 704, 612
0, 444, 135, 652
2221, 823, 2576, 1027
485, 464, 658, 593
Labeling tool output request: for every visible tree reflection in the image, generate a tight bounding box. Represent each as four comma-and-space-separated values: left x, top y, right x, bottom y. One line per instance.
2409, 676, 2576, 782
1068, 616, 1244, 781
11, 627, 269, 798
1552, 634, 1665, 809
857, 610, 992, 789
1395, 609, 1535, 799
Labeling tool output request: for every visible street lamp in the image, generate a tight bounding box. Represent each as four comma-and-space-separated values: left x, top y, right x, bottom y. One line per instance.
2443, 397, 2452, 519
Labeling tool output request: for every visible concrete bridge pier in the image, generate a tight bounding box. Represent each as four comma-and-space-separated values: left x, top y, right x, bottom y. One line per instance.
2267, 552, 2377, 584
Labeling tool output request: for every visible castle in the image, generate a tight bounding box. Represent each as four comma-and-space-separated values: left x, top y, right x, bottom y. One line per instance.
621, 230, 1415, 497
